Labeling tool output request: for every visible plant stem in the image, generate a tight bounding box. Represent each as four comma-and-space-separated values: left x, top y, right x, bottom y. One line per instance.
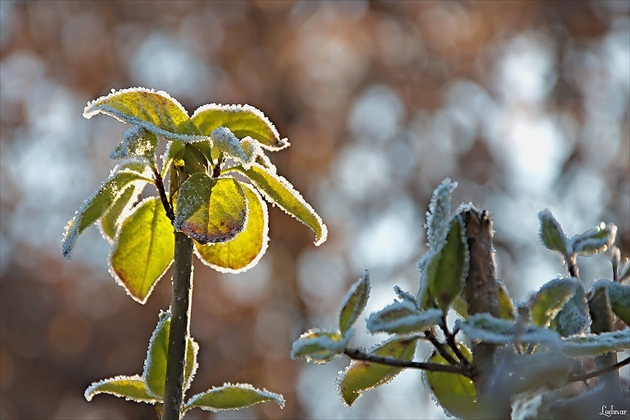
162, 231, 194, 420
343, 348, 469, 375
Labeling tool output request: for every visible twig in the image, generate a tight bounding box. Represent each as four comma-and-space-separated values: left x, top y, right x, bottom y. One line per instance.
343, 348, 470, 376
568, 356, 630, 383
153, 166, 175, 222
440, 316, 470, 365
424, 329, 458, 365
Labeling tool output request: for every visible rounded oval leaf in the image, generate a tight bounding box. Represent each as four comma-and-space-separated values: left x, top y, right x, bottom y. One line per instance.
174, 174, 248, 244
538, 209, 569, 258
366, 304, 443, 335
338, 271, 370, 335
109, 197, 175, 304
570, 223, 617, 257
85, 375, 158, 404
184, 383, 285, 413
194, 183, 269, 273
290, 328, 351, 364
530, 277, 579, 328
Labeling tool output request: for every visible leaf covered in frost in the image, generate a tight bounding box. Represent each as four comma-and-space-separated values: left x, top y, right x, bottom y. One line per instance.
110, 126, 159, 163
84, 375, 158, 404
227, 163, 327, 246
184, 383, 285, 413
83, 87, 204, 141
530, 277, 579, 328
551, 283, 591, 337
194, 183, 268, 273
425, 178, 458, 248
570, 223, 617, 257
366, 302, 443, 335
337, 337, 417, 407
109, 197, 174, 304
143, 311, 199, 399
498, 280, 516, 320
424, 343, 477, 418
191, 103, 289, 150
427, 215, 469, 311
538, 209, 569, 258
394, 285, 418, 307
99, 184, 143, 243
456, 314, 563, 347
592, 279, 630, 325
174, 174, 247, 244
290, 328, 352, 364
561, 330, 630, 356
338, 271, 370, 335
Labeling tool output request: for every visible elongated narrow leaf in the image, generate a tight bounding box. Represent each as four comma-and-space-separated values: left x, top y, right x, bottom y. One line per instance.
592, 279, 630, 325
530, 277, 579, 328
174, 174, 247, 244
191, 103, 289, 150
290, 328, 352, 364
552, 283, 591, 337
561, 330, 630, 356
109, 198, 174, 304
83, 87, 204, 141
425, 178, 458, 247
570, 223, 617, 257
456, 314, 563, 347
99, 184, 143, 242
427, 216, 469, 311
143, 312, 199, 399
338, 271, 370, 335
84, 375, 158, 404
394, 285, 417, 306
195, 183, 268, 273
538, 209, 570, 258
227, 163, 327, 246
184, 383, 285, 414
62, 170, 152, 260
338, 337, 417, 406
424, 344, 477, 418
367, 302, 442, 335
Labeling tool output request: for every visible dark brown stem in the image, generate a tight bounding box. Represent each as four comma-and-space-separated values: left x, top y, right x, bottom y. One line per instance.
153, 167, 175, 222
343, 348, 470, 376
568, 356, 630, 383
567, 254, 579, 279
440, 316, 470, 365
424, 329, 458, 365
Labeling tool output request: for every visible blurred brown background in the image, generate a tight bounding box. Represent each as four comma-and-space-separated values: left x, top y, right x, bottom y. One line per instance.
0, 1, 628, 419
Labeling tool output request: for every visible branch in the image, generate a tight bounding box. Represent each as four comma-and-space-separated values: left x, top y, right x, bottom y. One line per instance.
568, 356, 630, 383
152, 167, 175, 222
424, 329, 458, 365
343, 348, 470, 376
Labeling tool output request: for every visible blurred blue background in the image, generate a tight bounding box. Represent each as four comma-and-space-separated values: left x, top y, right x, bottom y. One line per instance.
0, 1, 628, 418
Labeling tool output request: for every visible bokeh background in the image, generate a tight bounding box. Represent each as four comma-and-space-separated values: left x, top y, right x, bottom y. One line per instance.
1, 1, 628, 419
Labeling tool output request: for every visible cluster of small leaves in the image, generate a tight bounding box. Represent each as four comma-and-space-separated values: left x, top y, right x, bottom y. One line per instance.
63, 88, 327, 303
85, 312, 284, 415
291, 179, 630, 418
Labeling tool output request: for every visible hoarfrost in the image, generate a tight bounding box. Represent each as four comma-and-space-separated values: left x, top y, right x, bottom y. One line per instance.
425, 177, 458, 248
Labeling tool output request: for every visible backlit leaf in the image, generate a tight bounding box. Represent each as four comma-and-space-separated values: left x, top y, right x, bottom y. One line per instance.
184, 383, 285, 413
425, 178, 458, 248
143, 311, 199, 399
530, 277, 579, 328
338, 337, 417, 406
110, 126, 159, 163
570, 223, 617, 257
338, 271, 370, 335
194, 183, 268, 273
366, 302, 442, 335
83, 87, 204, 142
191, 103, 289, 150
290, 328, 352, 364
538, 209, 569, 258
498, 281, 516, 320
62, 169, 152, 260
561, 330, 630, 356
174, 174, 247, 244
427, 215, 469, 311
424, 344, 477, 418
227, 163, 327, 246
99, 184, 143, 243
109, 198, 174, 304
84, 375, 158, 404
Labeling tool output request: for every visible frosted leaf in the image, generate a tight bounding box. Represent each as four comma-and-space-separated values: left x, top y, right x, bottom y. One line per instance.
529, 277, 579, 328
338, 270, 370, 335
184, 383, 285, 413
240, 137, 266, 169
394, 285, 418, 307
592, 279, 630, 325
366, 302, 442, 335
417, 252, 437, 310
617, 257, 630, 282
290, 328, 352, 364
110, 126, 159, 163
425, 178, 458, 248
570, 222, 617, 257
84, 374, 158, 404
538, 209, 570, 258
552, 283, 591, 337
561, 330, 630, 356
211, 126, 248, 162
456, 314, 563, 347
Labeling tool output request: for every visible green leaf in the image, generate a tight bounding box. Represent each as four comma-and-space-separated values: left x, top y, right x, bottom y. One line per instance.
62, 169, 153, 260
110, 126, 159, 163
338, 337, 417, 407
425, 178, 458, 248
290, 328, 352, 364
456, 314, 562, 347
191, 103, 289, 151
184, 383, 285, 413
552, 283, 591, 337
109, 198, 174, 304
143, 312, 199, 399
424, 344, 477, 418
83, 87, 204, 142
174, 174, 247, 244
570, 223, 617, 257
530, 277, 579, 328
99, 184, 142, 242
497, 280, 516, 320
427, 215, 469, 311
194, 183, 269, 273
366, 303, 442, 335
227, 163, 327, 246
538, 209, 570, 258
561, 330, 630, 356
592, 280, 630, 325
338, 271, 370, 335
84, 375, 159, 404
